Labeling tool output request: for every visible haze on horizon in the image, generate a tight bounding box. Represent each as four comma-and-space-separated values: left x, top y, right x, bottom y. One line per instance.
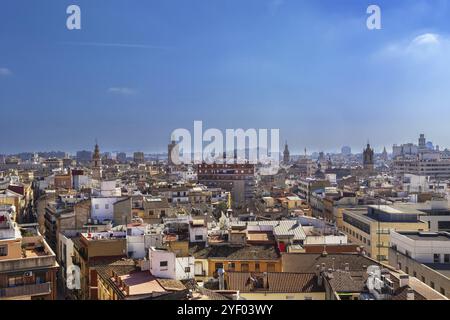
1, 0, 450, 155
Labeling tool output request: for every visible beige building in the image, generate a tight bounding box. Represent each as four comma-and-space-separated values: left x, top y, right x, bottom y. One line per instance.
341, 205, 428, 262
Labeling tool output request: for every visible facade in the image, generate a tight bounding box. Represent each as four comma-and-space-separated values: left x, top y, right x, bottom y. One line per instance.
0, 209, 58, 300
197, 163, 255, 208
191, 244, 282, 277
341, 205, 428, 262
389, 230, 450, 298
72, 232, 127, 300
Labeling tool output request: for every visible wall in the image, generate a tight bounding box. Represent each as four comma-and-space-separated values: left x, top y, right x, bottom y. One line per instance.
149, 249, 176, 279
389, 247, 450, 298
91, 197, 121, 222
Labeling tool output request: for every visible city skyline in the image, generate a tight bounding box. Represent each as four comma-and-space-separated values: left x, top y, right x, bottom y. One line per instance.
2, 0, 450, 154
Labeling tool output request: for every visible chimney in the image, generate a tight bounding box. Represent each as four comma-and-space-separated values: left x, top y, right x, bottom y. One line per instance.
218, 268, 225, 290
399, 274, 410, 287
263, 272, 268, 289
406, 288, 415, 301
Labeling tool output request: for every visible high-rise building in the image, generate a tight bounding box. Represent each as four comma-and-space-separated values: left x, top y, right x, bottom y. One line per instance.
197, 163, 255, 208
116, 152, 127, 163
133, 152, 145, 164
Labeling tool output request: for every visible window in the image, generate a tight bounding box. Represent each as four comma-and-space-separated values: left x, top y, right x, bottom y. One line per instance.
434, 254, 441, 263
0, 245, 7, 256
105, 204, 109, 209
95, 204, 99, 210
413, 271, 417, 278
195, 235, 203, 241
184, 267, 190, 273
241, 263, 249, 272
421, 276, 426, 283
444, 254, 450, 264
405, 266, 409, 274
255, 263, 260, 272
160, 261, 168, 269
8, 276, 23, 287
228, 263, 235, 271
430, 281, 435, 289
440, 288, 446, 296
149, 210, 154, 215
215, 263, 223, 272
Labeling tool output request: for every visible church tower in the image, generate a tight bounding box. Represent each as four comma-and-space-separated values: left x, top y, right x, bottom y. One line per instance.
168, 135, 179, 166
92, 142, 102, 180
283, 141, 290, 165
363, 143, 374, 171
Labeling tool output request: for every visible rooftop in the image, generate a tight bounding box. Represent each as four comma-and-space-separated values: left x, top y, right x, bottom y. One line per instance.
226, 272, 323, 293
398, 231, 450, 242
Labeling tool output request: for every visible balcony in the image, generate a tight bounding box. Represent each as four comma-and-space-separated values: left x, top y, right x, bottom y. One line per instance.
0, 282, 51, 299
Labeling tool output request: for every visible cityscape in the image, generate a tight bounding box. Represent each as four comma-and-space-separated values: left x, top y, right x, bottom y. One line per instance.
1, 0, 450, 308
1, 133, 450, 301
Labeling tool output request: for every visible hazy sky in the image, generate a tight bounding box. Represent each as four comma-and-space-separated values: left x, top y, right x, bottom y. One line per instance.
1, 0, 450, 154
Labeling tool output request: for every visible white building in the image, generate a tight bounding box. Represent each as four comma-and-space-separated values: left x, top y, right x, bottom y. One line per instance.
91, 197, 123, 222
390, 230, 450, 264
189, 219, 208, 242
148, 247, 195, 280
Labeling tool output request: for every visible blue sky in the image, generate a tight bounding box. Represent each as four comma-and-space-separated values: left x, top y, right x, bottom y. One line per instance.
1, 0, 450, 154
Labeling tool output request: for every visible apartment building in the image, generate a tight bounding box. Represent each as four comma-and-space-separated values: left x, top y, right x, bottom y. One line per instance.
0, 207, 58, 300
341, 205, 428, 262
389, 230, 450, 298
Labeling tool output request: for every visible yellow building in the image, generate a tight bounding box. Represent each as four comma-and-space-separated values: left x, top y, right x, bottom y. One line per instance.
341, 205, 428, 262
191, 244, 282, 277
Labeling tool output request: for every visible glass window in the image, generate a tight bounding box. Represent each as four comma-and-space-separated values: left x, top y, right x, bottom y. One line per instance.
444, 254, 450, 263
0, 245, 8, 256
434, 254, 441, 263
241, 263, 249, 272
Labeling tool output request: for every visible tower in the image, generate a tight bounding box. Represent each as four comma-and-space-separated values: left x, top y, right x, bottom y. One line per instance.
363, 143, 374, 171
381, 146, 388, 161
419, 134, 426, 150
167, 135, 179, 166
92, 142, 102, 180
283, 141, 290, 165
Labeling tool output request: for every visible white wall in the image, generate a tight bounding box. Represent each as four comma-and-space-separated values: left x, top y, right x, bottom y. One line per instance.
189, 226, 208, 242
149, 249, 176, 279
127, 235, 146, 259
175, 256, 195, 280
91, 197, 121, 222
390, 231, 450, 263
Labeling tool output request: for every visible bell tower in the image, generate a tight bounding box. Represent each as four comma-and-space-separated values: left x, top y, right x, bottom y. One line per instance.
92, 141, 102, 180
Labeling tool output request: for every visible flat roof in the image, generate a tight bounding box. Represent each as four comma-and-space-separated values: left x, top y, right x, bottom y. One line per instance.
399, 231, 450, 242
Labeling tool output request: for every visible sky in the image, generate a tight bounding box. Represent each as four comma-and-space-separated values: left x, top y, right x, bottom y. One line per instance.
1, 0, 450, 155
